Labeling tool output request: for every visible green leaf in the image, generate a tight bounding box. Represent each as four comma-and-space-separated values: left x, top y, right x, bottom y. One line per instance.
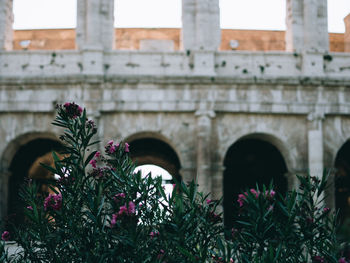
84, 150, 98, 168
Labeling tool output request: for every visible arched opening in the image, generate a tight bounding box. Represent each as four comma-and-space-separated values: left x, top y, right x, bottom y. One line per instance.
223, 138, 288, 228
334, 141, 350, 239
135, 164, 173, 197
128, 137, 181, 183
6, 138, 63, 227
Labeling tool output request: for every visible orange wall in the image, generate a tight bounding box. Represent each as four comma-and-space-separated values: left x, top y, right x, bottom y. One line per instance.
12, 28, 345, 52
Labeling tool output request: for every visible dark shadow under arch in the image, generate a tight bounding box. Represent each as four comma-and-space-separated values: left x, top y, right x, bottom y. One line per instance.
223, 138, 288, 228
7, 138, 63, 226
334, 141, 350, 237
129, 138, 181, 181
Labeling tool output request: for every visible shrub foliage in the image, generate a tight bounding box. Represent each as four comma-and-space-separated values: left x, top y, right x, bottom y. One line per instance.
1, 103, 349, 263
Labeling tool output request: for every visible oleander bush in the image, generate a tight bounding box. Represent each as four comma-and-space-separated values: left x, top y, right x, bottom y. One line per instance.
1, 103, 349, 263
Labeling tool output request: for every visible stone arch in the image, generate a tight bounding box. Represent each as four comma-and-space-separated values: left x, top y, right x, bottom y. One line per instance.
0, 131, 62, 225
125, 131, 182, 181
222, 133, 289, 227
334, 140, 350, 234
220, 132, 294, 173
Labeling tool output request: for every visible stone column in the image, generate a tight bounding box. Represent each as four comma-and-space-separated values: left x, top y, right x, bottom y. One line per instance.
181, 0, 220, 51
76, 0, 114, 75
345, 14, 350, 52
195, 0, 220, 51
307, 110, 327, 205
181, 0, 196, 51
307, 110, 325, 205
286, 0, 329, 53
303, 0, 329, 53
76, 0, 114, 50
182, 0, 220, 76
0, 0, 13, 51
307, 111, 324, 177
285, 0, 304, 52
285, 0, 328, 76
302, 0, 328, 75
195, 110, 215, 195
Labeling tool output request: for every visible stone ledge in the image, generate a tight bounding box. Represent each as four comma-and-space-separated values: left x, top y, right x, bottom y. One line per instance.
0, 74, 350, 86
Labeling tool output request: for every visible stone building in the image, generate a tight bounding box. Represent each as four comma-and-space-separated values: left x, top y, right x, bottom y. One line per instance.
0, 0, 350, 228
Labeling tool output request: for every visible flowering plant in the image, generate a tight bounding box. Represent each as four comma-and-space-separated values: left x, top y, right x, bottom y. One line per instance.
0, 102, 348, 262
0, 103, 222, 262
212, 175, 348, 263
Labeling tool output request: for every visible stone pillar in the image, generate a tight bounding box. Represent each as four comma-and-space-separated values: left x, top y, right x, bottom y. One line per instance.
76, 0, 114, 75
345, 14, 350, 52
285, 0, 304, 52
76, 0, 115, 50
195, 110, 215, 195
303, 0, 329, 53
307, 111, 324, 177
285, 0, 328, 76
195, 0, 220, 51
0, 0, 13, 51
182, 0, 220, 51
182, 0, 220, 76
286, 0, 329, 53
307, 110, 325, 205
181, 0, 196, 51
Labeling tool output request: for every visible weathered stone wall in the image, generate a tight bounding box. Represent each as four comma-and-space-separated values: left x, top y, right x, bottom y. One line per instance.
0, 0, 350, 222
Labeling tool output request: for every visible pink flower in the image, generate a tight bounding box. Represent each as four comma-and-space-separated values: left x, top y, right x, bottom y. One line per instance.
149, 231, 159, 239
124, 143, 130, 153
312, 256, 325, 263
269, 190, 276, 198
44, 193, 62, 211
250, 189, 259, 198
107, 140, 114, 146
111, 213, 118, 227
237, 193, 247, 207
1, 231, 10, 241
206, 199, 212, 204
109, 145, 116, 154
89, 159, 97, 168
63, 102, 83, 119
94, 151, 101, 158
77, 106, 83, 114
323, 207, 330, 213
128, 201, 136, 214
118, 205, 128, 217
338, 258, 347, 263
27, 206, 33, 210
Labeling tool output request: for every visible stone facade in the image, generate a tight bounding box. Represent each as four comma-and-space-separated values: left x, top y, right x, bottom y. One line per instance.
0, 0, 350, 225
